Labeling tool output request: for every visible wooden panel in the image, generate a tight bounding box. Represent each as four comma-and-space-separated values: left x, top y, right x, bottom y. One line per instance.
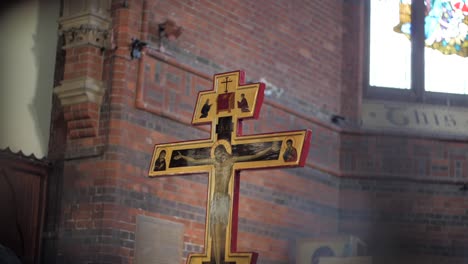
0, 149, 49, 264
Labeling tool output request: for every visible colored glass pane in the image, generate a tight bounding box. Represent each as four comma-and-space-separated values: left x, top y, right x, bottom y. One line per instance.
369, 0, 411, 89
424, 0, 468, 94
388, 0, 468, 94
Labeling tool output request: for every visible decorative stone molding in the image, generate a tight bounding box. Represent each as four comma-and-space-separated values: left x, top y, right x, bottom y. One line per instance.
54, 76, 104, 106
59, 0, 111, 49
61, 24, 109, 49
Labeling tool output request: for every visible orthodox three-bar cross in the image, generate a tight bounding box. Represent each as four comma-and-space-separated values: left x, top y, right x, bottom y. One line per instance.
148, 70, 311, 264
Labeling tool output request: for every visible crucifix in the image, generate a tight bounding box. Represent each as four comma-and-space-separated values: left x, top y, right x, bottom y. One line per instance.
148, 70, 311, 264
221, 76, 233, 93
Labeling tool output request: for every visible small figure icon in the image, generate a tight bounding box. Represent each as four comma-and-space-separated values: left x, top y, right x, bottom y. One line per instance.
200, 99, 212, 118
237, 93, 250, 112
283, 139, 297, 162
154, 150, 167, 171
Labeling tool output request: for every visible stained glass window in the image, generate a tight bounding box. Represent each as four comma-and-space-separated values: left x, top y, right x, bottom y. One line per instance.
370, 0, 411, 89
370, 0, 468, 95
423, 0, 468, 94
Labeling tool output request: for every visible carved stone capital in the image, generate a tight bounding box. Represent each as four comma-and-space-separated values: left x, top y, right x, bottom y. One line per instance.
61, 24, 109, 49
54, 76, 104, 106
59, 0, 111, 49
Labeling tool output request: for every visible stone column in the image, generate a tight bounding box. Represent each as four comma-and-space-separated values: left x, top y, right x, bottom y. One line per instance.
54, 0, 111, 139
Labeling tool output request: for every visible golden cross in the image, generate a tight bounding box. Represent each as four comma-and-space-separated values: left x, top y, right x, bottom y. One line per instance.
149, 70, 311, 264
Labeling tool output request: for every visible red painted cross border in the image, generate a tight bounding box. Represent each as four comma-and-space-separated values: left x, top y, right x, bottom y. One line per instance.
149, 70, 311, 264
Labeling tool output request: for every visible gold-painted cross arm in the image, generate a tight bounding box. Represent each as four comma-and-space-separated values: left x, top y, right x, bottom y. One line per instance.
231, 130, 311, 171
148, 139, 215, 177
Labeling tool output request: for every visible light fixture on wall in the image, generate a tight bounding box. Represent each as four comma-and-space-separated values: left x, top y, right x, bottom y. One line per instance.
130, 38, 147, 59
459, 183, 468, 192
331, 114, 345, 125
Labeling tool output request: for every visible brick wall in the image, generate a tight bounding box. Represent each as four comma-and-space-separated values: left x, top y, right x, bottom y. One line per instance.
143, 0, 345, 118
47, 0, 347, 263
338, 2, 468, 260
45, 0, 468, 264
338, 133, 468, 262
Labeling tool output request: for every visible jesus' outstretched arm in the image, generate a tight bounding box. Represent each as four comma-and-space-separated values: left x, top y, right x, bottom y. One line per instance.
234, 142, 280, 162
173, 151, 213, 165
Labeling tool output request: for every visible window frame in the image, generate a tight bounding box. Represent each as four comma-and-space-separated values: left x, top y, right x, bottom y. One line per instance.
363, 0, 468, 107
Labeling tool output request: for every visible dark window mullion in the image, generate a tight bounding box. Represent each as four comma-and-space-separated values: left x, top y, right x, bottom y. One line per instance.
411, 0, 425, 100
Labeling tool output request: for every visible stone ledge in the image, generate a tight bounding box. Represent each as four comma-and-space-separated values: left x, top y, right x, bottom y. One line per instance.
54, 76, 104, 106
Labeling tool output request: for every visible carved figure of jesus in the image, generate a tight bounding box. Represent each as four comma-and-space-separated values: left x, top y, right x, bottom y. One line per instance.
174, 141, 279, 264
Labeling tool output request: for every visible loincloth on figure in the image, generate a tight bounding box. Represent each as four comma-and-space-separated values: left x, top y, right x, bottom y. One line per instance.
210, 192, 230, 226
